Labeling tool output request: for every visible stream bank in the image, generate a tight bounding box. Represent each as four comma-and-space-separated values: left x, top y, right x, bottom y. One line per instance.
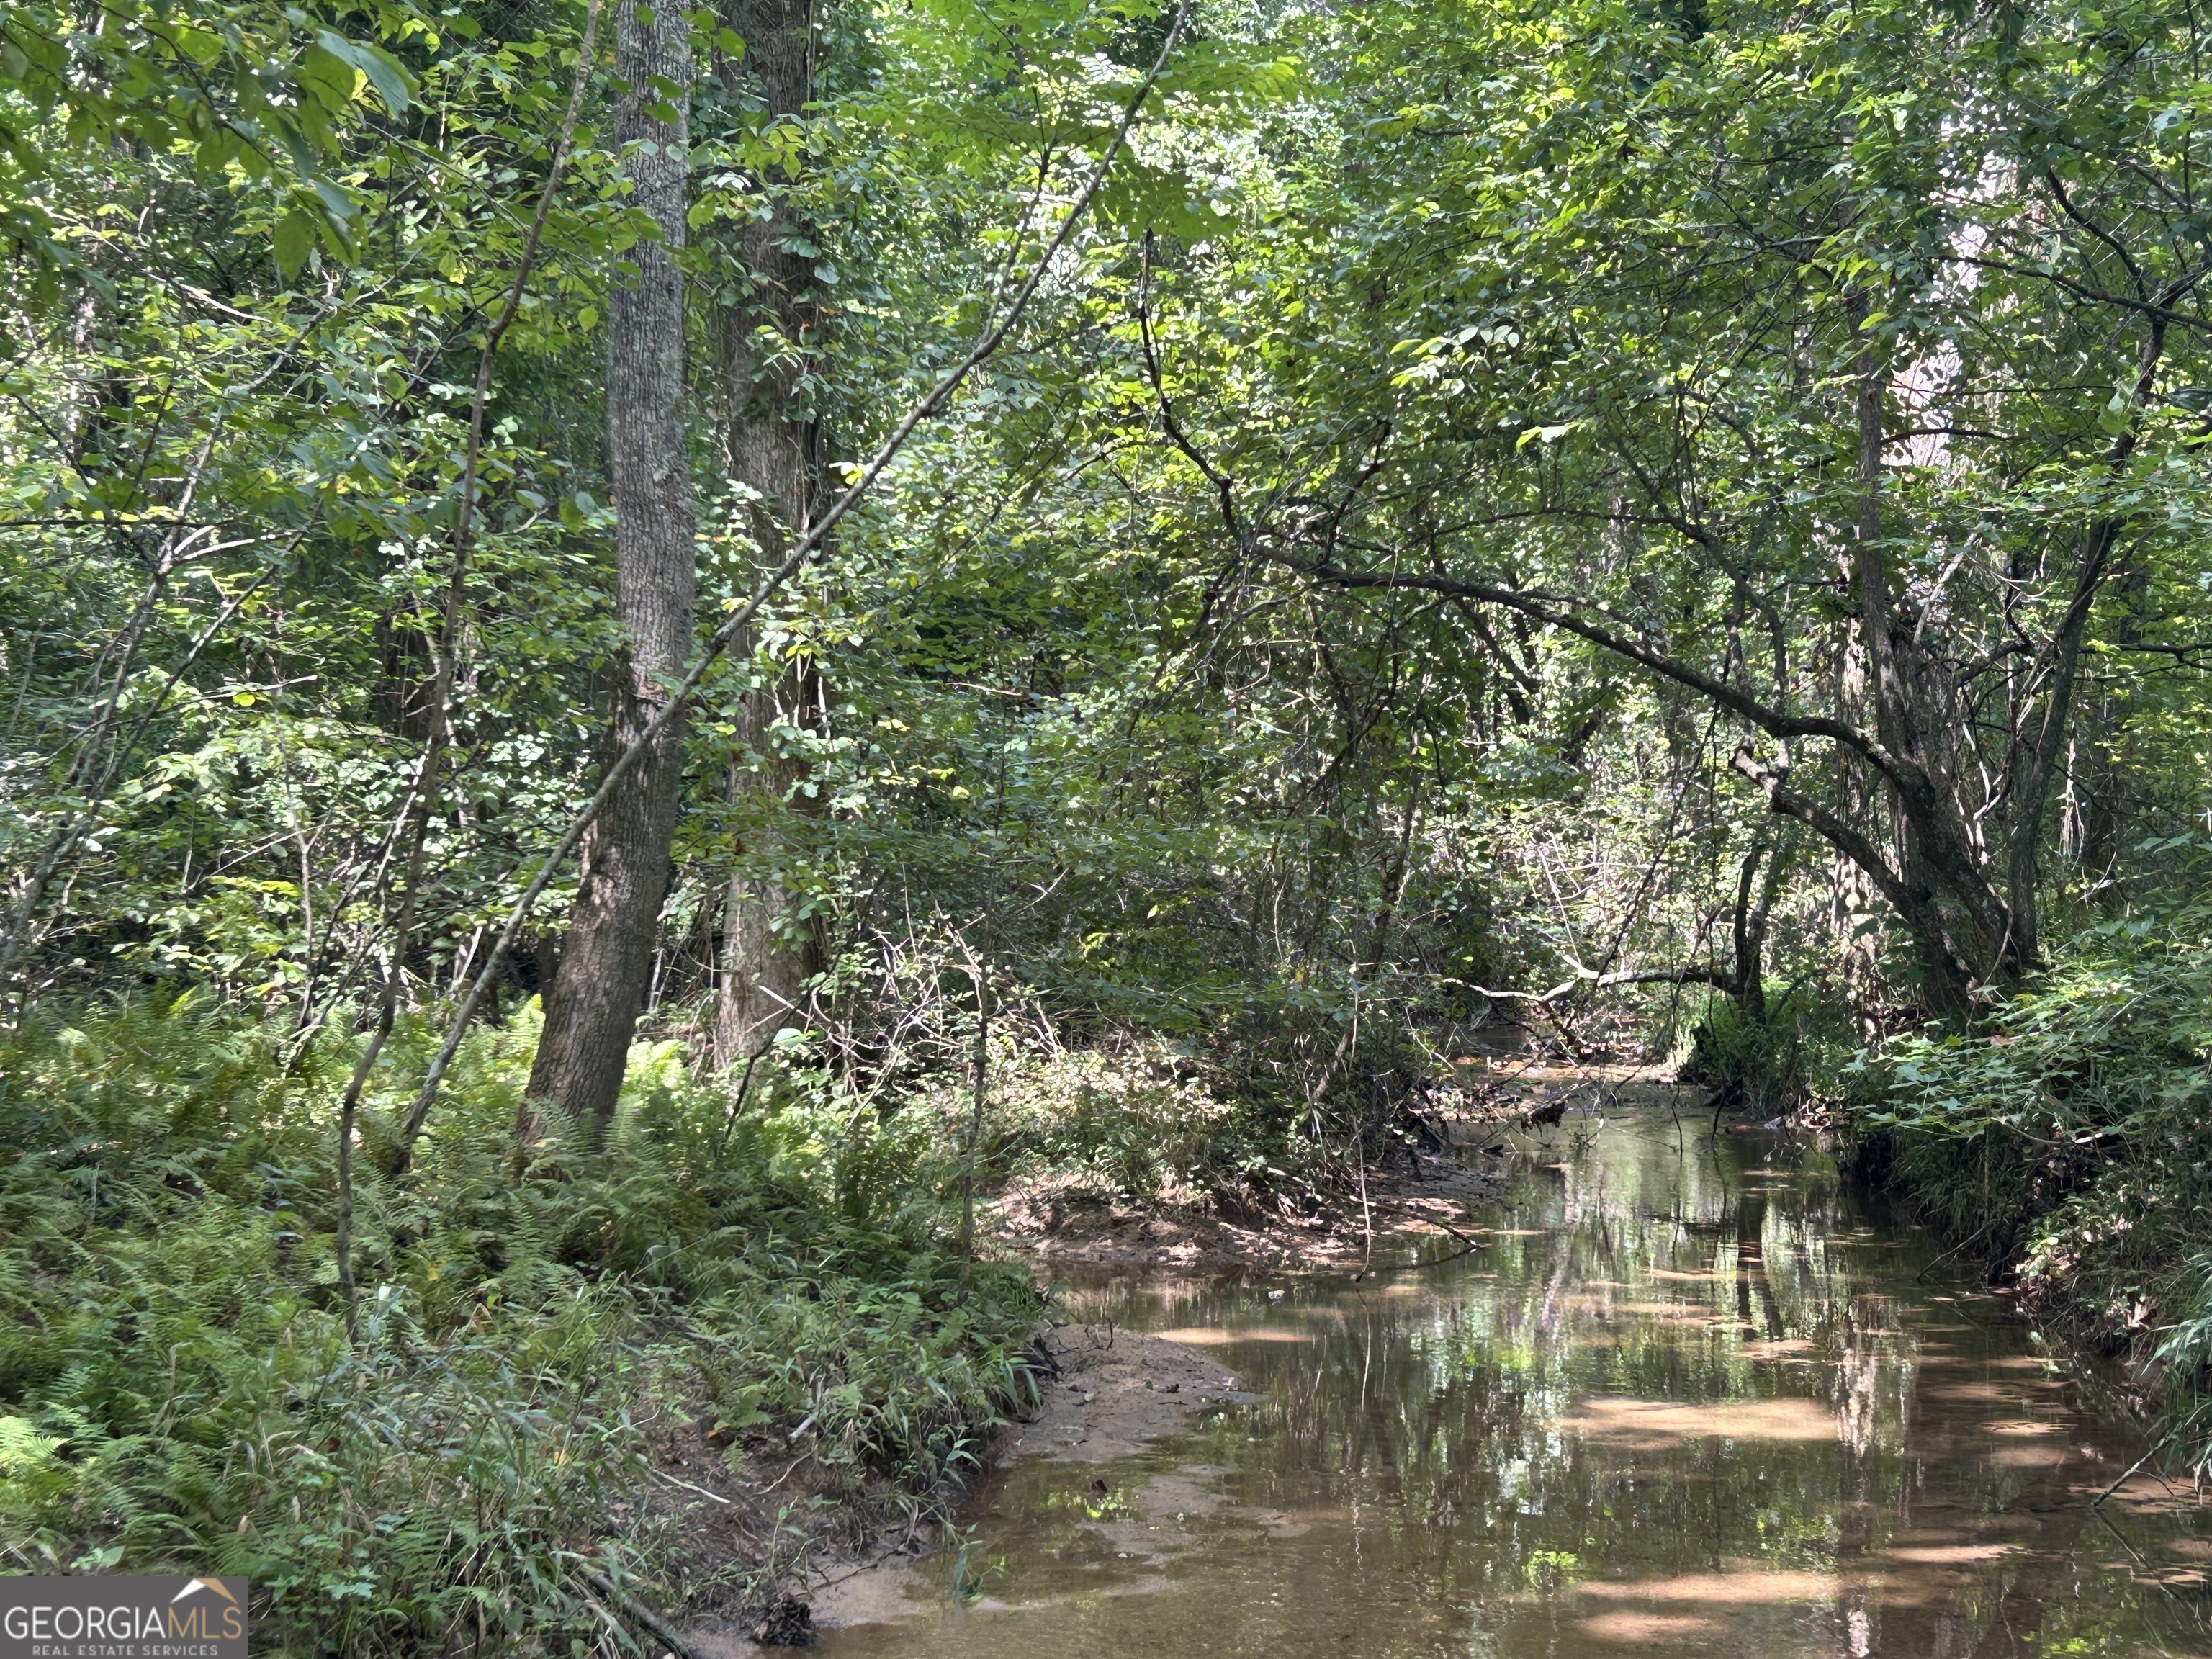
787, 1102, 2211, 1658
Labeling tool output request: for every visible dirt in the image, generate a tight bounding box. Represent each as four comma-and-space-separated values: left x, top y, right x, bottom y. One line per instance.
989, 1161, 1524, 1272
674, 1325, 1247, 1649
997, 1321, 1257, 1464
989, 1068, 1712, 1275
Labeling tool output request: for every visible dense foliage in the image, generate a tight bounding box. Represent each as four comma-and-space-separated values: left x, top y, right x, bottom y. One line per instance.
7, 0, 2212, 1642
0, 993, 1040, 1645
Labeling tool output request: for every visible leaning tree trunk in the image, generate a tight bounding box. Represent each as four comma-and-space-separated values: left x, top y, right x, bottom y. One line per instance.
711, 0, 824, 1066
526, 0, 696, 1138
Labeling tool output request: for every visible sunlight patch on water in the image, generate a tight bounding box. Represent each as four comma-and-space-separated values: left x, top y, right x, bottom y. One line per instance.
813, 1112, 2212, 1659
1557, 1393, 1839, 1445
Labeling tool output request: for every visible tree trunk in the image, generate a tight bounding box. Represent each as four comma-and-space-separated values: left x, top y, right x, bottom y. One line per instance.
1844, 307, 1992, 1020
711, 0, 824, 1065
1828, 611, 1882, 1030
526, 0, 696, 1137
2076, 560, 2149, 880
1730, 835, 1791, 1025
2002, 321, 2167, 967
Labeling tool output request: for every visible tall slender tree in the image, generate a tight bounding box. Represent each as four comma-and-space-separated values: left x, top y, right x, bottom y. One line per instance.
712, 0, 824, 1065
526, 0, 698, 1133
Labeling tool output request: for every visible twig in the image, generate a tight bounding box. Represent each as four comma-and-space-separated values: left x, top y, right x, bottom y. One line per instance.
577, 1568, 698, 1659
650, 1468, 731, 1504
761, 1453, 809, 1492
1354, 1232, 1489, 1282
2091, 1445, 2160, 1509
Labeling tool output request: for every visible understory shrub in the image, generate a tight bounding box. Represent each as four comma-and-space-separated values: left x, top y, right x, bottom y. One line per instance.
1844, 903, 2212, 1474
0, 992, 1040, 1655
951, 1040, 1305, 1211
1678, 989, 1809, 1112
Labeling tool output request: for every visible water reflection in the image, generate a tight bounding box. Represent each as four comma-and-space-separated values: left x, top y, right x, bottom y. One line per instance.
818, 1112, 2210, 1658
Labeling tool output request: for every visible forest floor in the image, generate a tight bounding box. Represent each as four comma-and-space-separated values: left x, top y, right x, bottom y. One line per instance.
989, 1159, 1506, 1273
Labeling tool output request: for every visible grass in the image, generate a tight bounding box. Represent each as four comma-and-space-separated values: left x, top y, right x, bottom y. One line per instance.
0, 992, 1042, 1655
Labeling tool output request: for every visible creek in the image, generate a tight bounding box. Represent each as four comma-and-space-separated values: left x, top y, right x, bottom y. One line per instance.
817, 1107, 2211, 1658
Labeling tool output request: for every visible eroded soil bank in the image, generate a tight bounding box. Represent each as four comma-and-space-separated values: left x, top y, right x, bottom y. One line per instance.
678, 1324, 1244, 1653
989, 1066, 1692, 1274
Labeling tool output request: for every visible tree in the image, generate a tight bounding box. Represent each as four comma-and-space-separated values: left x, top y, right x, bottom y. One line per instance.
1123, 0, 2212, 1022
526, 0, 698, 1133
709, 0, 827, 1065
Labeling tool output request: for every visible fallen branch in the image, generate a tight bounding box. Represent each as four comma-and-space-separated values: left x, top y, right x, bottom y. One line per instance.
2090, 1445, 2162, 1509
1469, 961, 1739, 1006
577, 1568, 699, 1659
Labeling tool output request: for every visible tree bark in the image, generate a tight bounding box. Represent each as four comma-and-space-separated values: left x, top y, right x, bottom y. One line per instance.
526, 0, 696, 1137
711, 0, 824, 1066
1845, 302, 2008, 1012
1730, 834, 1792, 1024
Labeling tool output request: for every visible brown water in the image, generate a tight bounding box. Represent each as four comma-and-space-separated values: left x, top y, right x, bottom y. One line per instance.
820, 1111, 2212, 1658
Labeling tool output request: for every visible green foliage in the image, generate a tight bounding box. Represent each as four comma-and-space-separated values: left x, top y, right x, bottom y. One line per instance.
1678, 991, 1809, 1114
9, 0, 2212, 1627
976, 1043, 1292, 1207
0, 996, 1038, 1652
1845, 894, 2212, 1469
0, 0, 424, 287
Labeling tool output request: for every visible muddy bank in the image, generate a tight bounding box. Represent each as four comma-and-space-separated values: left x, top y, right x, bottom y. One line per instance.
992, 1072, 1708, 1274
989, 1164, 1512, 1273
675, 1325, 1244, 1650
714, 1326, 1242, 1644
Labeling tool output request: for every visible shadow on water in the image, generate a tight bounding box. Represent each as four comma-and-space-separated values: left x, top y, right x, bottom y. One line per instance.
817, 1110, 2212, 1658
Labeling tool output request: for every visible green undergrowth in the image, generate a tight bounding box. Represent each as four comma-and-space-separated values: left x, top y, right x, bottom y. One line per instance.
1676, 988, 1814, 1115
0, 993, 1042, 1656
921, 1029, 1424, 1220
971, 1043, 1298, 1211
1843, 897, 2212, 1480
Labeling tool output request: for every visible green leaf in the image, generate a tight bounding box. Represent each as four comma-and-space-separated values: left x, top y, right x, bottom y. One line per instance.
273, 207, 315, 279
171, 26, 225, 65
354, 41, 416, 117
299, 43, 358, 113
313, 30, 415, 116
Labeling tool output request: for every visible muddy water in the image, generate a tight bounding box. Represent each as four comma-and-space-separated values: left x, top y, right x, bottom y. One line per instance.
819, 1111, 2212, 1658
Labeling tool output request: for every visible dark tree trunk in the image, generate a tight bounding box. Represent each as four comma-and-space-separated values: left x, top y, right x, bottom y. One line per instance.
712, 0, 824, 1065
527, 0, 696, 1136
1844, 313, 1992, 1021
1730, 834, 1791, 1025
2075, 560, 2149, 878
2002, 322, 2167, 967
